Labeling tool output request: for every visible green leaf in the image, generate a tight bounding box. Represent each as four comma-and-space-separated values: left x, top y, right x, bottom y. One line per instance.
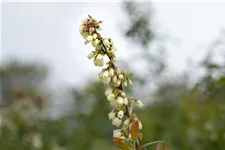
113, 138, 131, 150
131, 120, 139, 142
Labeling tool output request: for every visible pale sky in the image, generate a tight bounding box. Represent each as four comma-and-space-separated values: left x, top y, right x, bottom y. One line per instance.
1, 1, 225, 88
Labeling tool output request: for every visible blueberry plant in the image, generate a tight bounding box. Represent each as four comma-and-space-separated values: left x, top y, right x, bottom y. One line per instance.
79, 15, 167, 150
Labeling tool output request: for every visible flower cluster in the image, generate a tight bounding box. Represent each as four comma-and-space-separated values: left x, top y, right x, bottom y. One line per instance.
80, 15, 144, 148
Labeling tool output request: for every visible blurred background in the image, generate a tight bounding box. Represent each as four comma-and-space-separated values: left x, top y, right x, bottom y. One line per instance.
1, 1, 225, 150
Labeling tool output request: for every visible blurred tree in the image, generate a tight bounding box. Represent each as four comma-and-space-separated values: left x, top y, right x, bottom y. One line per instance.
69, 81, 116, 150
0, 90, 47, 150
138, 34, 225, 150
123, 2, 154, 47
122, 1, 166, 79
0, 60, 49, 107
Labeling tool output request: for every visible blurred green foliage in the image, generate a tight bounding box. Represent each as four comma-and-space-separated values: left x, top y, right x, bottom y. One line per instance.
1, 55, 224, 150
0, 60, 48, 106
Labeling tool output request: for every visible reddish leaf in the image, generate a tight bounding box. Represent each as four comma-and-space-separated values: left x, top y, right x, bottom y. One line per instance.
156, 142, 163, 150
138, 133, 143, 141
113, 138, 130, 150
130, 120, 139, 142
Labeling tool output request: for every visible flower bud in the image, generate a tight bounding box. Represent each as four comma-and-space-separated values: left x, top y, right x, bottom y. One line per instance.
110, 100, 117, 106
108, 111, 116, 120
113, 129, 121, 134
117, 97, 123, 105
91, 39, 99, 47
120, 92, 126, 97
117, 110, 124, 119
113, 129, 122, 138
85, 35, 92, 44
109, 68, 114, 77
102, 77, 111, 84
92, 33, 97, 39
112, 45, 117, 51
123, 97, 128, 105
123, 80, 128, 87
94, 54, 104, 67
116, 68, 121, 74
105, 88, 113, 97
113, 131, 122, 138
87, 51, 95, 59
128, 79, 132, 86
124, 119, 130, 126
139, 121, 142, 130
98, 59, 104, 67
120, 136, 126, 140
89, 27, 95, 34
107, 93, 115, 101
101, 70, 111, 84
112, 75, 117, 83
82, 32, 89, 39
118, 74, 123, 80
115, 80, 121, 87
95, 43, 102, 51
112, 117, 122, 127
103, 70, 109, 78
136, 100, 143, 108
103, 39, 110, 47
96, 53, 102, 61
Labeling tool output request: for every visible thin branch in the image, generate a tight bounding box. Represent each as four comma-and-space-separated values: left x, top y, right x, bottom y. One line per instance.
141, 141, 165, 148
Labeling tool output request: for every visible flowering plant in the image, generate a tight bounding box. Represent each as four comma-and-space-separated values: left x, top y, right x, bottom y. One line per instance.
79, 15, 166, 150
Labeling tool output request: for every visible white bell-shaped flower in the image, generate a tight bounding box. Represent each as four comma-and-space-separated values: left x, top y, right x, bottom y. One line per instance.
112, 75, 117, 83
108, 111, 116, 120
92, 33, 97, 39
117, 97, 123, 105
128, 79, 132, 86
87, 51, 95, 60
103, 38, 110, 47
107, 93, 115, 101
113, 131, 122, 138
91, 39, 99, 47
123, 80, 128, 87
85, 35, 93, 44
120, 92, 126, 97
117, 110, 124, 119
136, 100, 143, 108
112, 117, 122, 127
118, 74, 123, 80
94, 54, 104, 67
109, 68, 114, 77
115, 80, 121, 87
123, 119, 130, 126
105, 88, 113, 97
123, 97, 128, 105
